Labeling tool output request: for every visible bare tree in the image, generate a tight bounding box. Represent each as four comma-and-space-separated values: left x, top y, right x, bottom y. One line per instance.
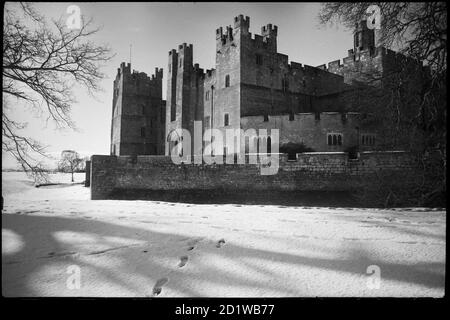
319, 2, 447, 74
3, 2, 113, 183
58, 150, 82, 182
319, 2, 446, 206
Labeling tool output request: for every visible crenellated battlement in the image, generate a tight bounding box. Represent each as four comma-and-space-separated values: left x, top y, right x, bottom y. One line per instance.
242, 111, 362, 124
261, 23, 278, 37
205, 68, 216, 79
233, 14, 250, 30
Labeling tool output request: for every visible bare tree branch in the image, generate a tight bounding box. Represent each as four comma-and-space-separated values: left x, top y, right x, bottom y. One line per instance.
3, 2, 114, 183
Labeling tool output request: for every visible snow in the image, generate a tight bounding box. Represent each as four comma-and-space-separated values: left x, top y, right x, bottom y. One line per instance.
1, 171, 446, 297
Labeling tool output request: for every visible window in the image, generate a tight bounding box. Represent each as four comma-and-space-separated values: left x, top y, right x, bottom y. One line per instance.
282, 78, 289, 92
170, 103, 176, 122
179, 58, 182, 67
327, 133, 343, 146
168, 64, 171, 72
263, 114, 269, 122
267, 136, 271, 154
361, 134, 376, 146
315, 112, 321, 121
204, 116, 211, 129
256, 54, 263, 65
224, 113, 229, 126
225, 75, 230, 87
140, 127, 145, 138
205, 90, 209, 101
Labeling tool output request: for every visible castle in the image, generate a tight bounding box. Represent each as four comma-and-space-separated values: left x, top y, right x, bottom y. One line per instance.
110, 15, 426, 157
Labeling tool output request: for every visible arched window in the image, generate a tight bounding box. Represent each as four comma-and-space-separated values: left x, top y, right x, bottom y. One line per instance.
328, 133, 343, 146
224, 113, 229, 126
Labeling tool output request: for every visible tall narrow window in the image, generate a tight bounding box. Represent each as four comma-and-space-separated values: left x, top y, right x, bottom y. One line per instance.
225, 75, 230, 87
205, 90, 209, 101
140, 127, 145, 138
224, 113, 229, 126
179, 58, 182, 67
361, 134, 376, 146
282, 78, 289, 92
267, 136, 272, 154
327, 133, 343, 146
168, 64, 171, 72
332, 135, 337, 146
170, 103, 176, 122
256, 54, 263, 65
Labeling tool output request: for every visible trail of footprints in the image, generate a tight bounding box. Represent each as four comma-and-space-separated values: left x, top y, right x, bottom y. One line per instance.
151, 237, 226, 296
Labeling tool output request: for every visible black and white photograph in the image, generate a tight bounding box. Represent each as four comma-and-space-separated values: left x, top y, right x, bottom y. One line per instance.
2, 1, 446, 307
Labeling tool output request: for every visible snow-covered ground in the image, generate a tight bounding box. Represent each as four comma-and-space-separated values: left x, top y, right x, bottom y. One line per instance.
2, 172, 446, 297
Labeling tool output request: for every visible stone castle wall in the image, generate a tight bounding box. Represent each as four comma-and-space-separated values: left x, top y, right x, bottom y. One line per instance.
111, 62, 165, 156
90, 151, 417, 200
240, 112, 378, 151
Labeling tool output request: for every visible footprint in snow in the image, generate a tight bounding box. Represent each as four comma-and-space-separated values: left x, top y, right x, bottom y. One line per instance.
216, 239, 226, 248
152, 277, 169, 296
178, 256, 188, 268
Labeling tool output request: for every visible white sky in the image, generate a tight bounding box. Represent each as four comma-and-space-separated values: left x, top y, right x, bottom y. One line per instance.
2, 2, 354, 169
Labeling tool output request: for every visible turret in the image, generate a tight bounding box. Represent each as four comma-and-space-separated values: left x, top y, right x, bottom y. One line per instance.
233, 14, 249, 34
261, 23, 278, 51
353, 20, 375, 53
216, 26, 224, 49
177, 43, 193, 71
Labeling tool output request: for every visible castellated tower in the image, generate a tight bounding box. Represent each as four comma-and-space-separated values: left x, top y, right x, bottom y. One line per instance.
165, 43, 205, 156
110, 62, 165, 156
327, 20, 427, 89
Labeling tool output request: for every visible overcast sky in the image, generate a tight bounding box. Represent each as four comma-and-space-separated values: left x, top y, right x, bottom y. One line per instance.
3, 2, 355, 169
